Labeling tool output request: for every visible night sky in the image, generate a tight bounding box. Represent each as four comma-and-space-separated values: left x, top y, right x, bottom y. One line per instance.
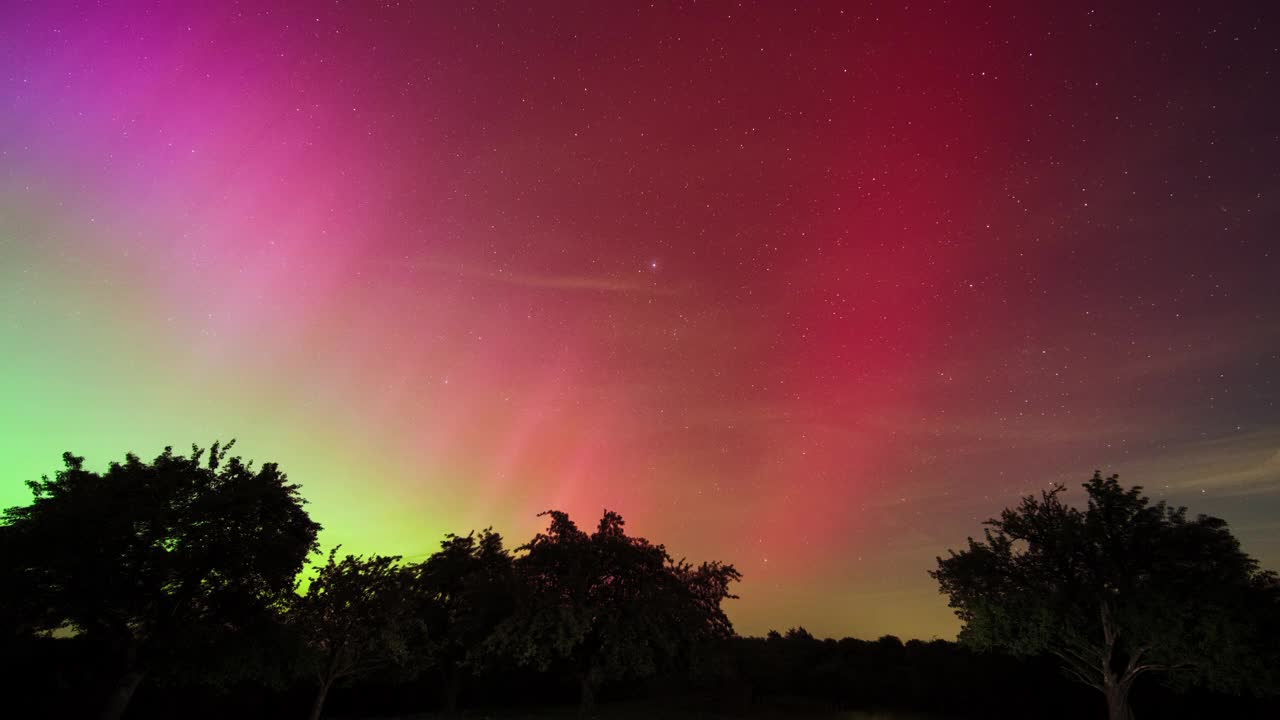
1, 1, 1277, 640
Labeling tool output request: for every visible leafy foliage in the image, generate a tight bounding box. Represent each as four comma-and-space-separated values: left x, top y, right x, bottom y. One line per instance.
487, 509, 740, 714
933, 472, 1280, 719
412, 529, 515, 709
289, 548, 419, 720
0, 442, 321, 719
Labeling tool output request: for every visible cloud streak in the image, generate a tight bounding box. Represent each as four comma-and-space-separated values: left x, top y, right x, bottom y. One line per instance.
414, 260, 686, 296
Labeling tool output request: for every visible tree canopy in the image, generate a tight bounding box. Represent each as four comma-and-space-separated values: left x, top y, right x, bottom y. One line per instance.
290, 549, 419, 720
0, 442, 321, 720
412, 529, 515, 712
487, 509, 740, 716
932, 472, 1280, 720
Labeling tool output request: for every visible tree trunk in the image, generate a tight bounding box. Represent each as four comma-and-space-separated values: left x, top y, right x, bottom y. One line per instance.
308, 678, 333, 720
98, 669, 146, 720
578, 673, 598, 718
1104, 681, 1134, 720
442, 665, 462, 716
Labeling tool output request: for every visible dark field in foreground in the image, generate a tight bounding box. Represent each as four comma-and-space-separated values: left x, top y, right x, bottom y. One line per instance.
345, 707, 949, 720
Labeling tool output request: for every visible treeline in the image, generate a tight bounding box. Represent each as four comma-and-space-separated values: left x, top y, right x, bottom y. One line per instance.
2, 444, 1278, 720
0, 444, 736, 719
6, 621, 1276, 719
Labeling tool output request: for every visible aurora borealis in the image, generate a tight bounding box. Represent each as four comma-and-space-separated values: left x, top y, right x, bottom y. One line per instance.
1, 1, 1277, 640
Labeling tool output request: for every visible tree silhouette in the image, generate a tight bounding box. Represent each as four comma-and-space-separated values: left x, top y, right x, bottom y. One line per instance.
0, 442, 320, 720
932, 472, 1280, 720
413, 529, 515, 714
784, 626, 816, 642
0, 521, 41, 642
487, 509, 740, 717
289, 549, 419, 720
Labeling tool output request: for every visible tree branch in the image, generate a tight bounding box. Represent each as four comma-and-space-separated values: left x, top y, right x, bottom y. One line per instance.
1059, 627, 1108, 673
1131, 662, 1191, 677
1059, 639, 1104, 667
1049, 648, 1103, 690
1124, 644, 1153, 676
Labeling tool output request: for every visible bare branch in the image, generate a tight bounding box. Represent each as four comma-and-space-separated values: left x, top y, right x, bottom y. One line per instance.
1049, 648, 1103, 689
1124, 644, 1153, 676
1131, 662, 1191, 677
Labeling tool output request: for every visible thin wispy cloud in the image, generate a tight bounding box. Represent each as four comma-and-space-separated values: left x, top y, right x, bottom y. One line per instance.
1135, 429, 1280, 498
414, 260, 685, 296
